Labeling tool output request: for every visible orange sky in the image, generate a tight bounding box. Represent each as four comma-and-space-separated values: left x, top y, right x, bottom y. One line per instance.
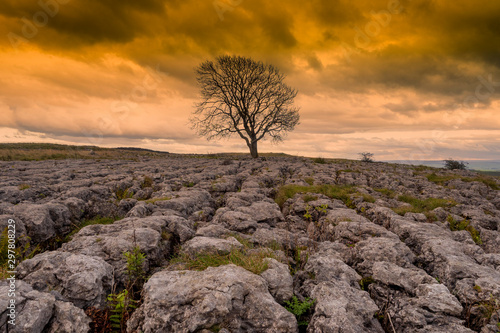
1, 0, 499, 160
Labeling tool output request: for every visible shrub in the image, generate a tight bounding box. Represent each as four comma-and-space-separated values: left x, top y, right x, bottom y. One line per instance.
443, 159, 468, 170
359, 152, 374, 163
107, 289, 137, 332
284, 296, 315, 327
123, 246, 146, 287
140, 176, 153, 189
115, 188, 133, 200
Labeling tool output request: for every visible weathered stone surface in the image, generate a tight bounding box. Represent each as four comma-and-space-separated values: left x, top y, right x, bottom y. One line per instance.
181, 236, 243, 256
17, 251, 113, 308
127, 265, 298, 333
260, 258, 293, 303
60, 216, 173, 286
1, 156, 498, 333
0, 280, 90, 333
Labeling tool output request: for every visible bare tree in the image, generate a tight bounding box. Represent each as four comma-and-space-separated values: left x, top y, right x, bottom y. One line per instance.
191, 55, 300, 158
359, 152, 374, 163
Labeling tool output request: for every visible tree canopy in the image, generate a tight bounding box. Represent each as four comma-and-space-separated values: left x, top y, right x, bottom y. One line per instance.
191, 55, 300, 158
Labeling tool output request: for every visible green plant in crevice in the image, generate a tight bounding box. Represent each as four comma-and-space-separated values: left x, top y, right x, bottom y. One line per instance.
107, 289, 137, 332
359, 276, 375, 291
289, 247, 309, 276
115, 187, 133, 200
284, 296, 315, 327
447, 215, 483, 245
303, 205, 313, 221
315, 204, 328, 214
123, 246, 146, 289
140, 175, 153, 189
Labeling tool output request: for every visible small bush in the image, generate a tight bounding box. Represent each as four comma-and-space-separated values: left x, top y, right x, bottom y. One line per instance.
284, 296, 315, 327
359, 152, 374, 163
115, 188, 133, 200
312, 157, 327, 164
18, 184, 30, 190
140, 176, 153, 189
443, 159, 468, 170
107, 289, 137, 332
123, 246, 146, 287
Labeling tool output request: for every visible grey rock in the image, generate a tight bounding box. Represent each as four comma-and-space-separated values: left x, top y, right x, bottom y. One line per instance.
127, 265, 298, 333
260, 258, 293, 303
17, 251, 113, 308
181, 236, 243, 256
0, 280, 90, 333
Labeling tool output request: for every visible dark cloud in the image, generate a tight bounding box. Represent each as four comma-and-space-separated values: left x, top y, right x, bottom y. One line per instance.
1, 0, 500, 159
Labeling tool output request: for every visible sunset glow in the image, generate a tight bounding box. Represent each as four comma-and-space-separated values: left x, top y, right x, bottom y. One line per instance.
1, 0, 499, 160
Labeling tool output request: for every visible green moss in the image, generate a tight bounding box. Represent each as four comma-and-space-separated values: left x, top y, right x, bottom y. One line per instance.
67, 216, 121, 240
358, 193, 376, 203
373, 188, 396, 198
447, 216, 482, 245
275, 184, 356, 208
359, 276, 375, 291
303, 194, 319, 203
115, 188, 133, 200
145, 197, 171, 204
284, 296, 315, 327
170, 247, 275, 275
392, 195, 457, 216
304, 177, 315, 186
140, 176, 153, 189
312, 157, 327, 164
427, 173, 499, 190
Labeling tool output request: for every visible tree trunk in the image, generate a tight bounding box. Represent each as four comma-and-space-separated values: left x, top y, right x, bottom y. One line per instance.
249, 140, 258, 158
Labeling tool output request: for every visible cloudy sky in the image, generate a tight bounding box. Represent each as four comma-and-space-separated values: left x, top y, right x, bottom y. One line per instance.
1, 0, 499, 161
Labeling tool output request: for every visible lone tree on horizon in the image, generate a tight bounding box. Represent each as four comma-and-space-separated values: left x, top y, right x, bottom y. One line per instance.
191, 55, 300, 158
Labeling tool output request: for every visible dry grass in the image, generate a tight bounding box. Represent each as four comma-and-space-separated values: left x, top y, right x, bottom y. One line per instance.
170, 247, 277, 275
0, 143, 169, 161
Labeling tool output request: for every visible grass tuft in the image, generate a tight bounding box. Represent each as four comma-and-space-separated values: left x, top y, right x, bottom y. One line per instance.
393, 194, 457, 216
275, 184, 356, 208
170, 247, 276, 275
447, 216, 482, 245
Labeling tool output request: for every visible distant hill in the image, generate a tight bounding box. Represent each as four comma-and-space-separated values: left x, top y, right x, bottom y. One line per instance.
386, 159, 500, 172
0, 143, 169, 161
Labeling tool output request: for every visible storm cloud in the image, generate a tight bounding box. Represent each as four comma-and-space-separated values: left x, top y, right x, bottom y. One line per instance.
0, 0, 499, 159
